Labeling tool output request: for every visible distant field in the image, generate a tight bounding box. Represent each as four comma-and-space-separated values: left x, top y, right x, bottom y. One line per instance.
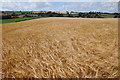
1, 11, 119, 24
100, 14, 114, 18
2, 17, 118, 78
1, 17, 44, 23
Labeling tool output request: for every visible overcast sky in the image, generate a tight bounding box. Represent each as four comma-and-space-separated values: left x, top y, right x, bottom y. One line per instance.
1, 0, 120, 13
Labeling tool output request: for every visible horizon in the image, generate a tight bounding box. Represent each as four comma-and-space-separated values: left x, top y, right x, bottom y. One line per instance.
2, 10, 120, 13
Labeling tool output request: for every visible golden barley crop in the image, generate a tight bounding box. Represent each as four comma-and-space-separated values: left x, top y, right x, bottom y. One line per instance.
2, 17, 118, 78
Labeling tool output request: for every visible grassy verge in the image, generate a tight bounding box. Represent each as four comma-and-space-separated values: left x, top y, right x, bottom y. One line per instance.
0, 17, 45, 23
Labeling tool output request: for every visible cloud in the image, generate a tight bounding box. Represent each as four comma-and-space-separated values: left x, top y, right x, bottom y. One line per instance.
30, 2, 52, 11
2, 2, 24, 11
2, 0, 14, 2
57, 2, 118, 12
28, 0, 48, 2
107, 0, 120, 2
100, 2, 118, 12
2, 2, 52, 11
2, 2, 118, 13
57, 2, 95, 12
1, 0, 120, 2
2, 0, 28, 2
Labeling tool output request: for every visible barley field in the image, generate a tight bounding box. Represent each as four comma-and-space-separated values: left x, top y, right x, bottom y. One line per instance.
2, 17, 118, 78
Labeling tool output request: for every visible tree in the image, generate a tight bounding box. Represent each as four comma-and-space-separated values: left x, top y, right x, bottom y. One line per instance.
94, 14, 99, 18
114, 15, 118, 18
68, 14, 72, 17
11, 12, 16, 16
23, 14, 32, 17
66, 11, 69, 14
49, 14, 53, 17
114, 15, 120, 18
78, 13, 81, 17
58, 13, 63, 17
2, 15, 12, 19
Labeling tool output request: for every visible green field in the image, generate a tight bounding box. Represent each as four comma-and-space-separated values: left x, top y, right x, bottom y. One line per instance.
0, 17, 44, 23
101, 14, 114, 18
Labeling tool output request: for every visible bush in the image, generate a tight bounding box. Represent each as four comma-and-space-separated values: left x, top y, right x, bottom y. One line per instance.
2, 15, 12, 19
23, 14, 32, 17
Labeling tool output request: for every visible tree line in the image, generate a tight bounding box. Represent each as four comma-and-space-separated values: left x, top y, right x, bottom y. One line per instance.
1, 11, 120, 19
